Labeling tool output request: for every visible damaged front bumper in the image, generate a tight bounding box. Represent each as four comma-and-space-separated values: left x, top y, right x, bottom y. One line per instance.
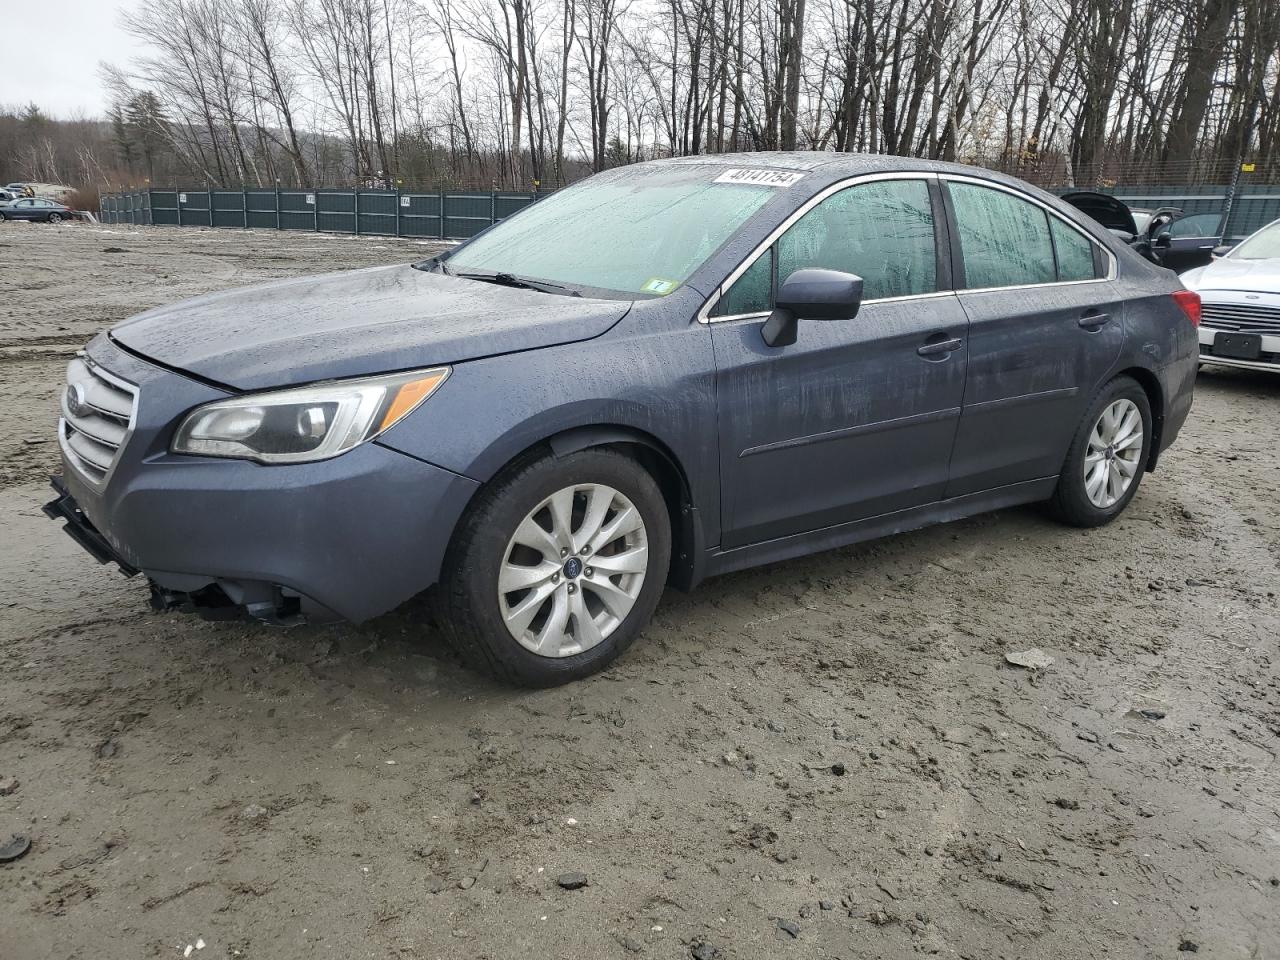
43, 475, 139, 577
46, 335, 481, 626
44, 474, 320, 624
46, 432, 479, 625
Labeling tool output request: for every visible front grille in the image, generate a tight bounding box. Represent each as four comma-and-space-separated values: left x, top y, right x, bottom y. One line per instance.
1200, 301, 1280, 333
59, 355, 137, 484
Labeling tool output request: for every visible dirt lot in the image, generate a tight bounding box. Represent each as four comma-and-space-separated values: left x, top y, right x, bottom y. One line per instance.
1, 222, 1278, 960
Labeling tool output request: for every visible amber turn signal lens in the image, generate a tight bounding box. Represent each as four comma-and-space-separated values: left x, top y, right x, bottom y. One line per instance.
378, 370, 449, 433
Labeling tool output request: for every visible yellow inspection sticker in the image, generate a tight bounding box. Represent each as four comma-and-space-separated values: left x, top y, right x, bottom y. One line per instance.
642, 278, 678, 294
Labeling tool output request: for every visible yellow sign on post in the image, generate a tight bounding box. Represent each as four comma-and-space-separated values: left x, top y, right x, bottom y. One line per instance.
1241, 162, 1256, 173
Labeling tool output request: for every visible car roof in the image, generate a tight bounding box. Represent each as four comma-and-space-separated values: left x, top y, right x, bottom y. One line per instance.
644, 150, 1014, 177
634, 151, 1081, 206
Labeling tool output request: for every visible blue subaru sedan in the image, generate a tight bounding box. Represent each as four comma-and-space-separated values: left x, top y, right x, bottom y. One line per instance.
46, 153, 1198, 685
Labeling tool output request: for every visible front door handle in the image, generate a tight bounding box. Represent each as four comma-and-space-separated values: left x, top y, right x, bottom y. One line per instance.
1078, 311, 1110, 330
917, 337, 963, 358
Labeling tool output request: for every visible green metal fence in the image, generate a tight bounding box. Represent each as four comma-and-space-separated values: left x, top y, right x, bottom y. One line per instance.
99, 187, 542, 241
100, 182, 1280, 243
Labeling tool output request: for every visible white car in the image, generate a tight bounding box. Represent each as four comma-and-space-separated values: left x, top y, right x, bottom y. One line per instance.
1183, 218, 1280, 373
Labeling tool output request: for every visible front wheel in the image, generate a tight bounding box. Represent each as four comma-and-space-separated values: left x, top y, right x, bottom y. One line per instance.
1048, 376, 1152, 527
438, 448, 671, 686
47, 212, 62, 224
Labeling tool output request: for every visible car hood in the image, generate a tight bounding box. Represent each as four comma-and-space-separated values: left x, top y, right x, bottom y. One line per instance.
111, 264, 631, 390
1181, 257, 1280, 296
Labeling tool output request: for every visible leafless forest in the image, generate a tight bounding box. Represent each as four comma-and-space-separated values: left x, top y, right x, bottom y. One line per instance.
3, 0, 1280, 191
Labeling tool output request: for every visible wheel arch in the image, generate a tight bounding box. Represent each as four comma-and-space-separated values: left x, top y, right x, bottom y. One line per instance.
1114, 366, 1165, 471
449, 424, 706, 592
552, 425, 703, 590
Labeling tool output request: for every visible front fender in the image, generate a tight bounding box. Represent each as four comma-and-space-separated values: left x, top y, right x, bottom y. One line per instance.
375, 311, 722, 560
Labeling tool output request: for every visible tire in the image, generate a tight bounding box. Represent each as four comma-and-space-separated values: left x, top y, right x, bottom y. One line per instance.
47, 212, 62, 224
438, 448, 672, 686
1047, 375, 1152, 527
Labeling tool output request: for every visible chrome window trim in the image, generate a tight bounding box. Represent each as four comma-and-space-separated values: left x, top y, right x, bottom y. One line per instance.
710, 289, 960, 324
698, 170, 1118, 324
58, 351, 140, 489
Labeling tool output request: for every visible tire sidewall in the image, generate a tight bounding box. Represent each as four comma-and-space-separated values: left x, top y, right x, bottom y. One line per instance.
450, 449, 672, 685
1058, 377, 1152, 524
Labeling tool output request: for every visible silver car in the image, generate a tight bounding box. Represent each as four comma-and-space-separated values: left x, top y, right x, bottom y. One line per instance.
1183, 218, 1280, 373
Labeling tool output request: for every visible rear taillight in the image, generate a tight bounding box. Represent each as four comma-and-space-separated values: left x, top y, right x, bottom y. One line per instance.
1173, 289, 1201, 327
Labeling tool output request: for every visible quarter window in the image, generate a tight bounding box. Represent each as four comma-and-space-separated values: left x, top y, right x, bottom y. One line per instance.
1049, 217, 1098, 282
715, 248, 773, 316
949, 182, 1055, 289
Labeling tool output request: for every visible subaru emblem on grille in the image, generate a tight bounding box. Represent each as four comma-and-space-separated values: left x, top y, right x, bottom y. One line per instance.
66, 382, 91, 418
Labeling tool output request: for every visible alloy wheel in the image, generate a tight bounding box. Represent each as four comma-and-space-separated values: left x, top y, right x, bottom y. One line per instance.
1084, 398, 1143, 508
498, 482, 649, 658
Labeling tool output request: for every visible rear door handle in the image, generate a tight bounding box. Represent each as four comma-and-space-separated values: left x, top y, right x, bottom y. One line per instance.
917, 337, 963, 358
1078, 311, 1110, 330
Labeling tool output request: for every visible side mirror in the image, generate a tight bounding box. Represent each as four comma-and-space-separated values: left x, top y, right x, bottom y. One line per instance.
1153, 233, 1172, 250
1211, 244, 1232, 259
761, 268, 864, 347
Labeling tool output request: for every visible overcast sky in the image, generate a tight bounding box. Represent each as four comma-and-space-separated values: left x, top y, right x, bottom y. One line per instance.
1, 0, 147, 118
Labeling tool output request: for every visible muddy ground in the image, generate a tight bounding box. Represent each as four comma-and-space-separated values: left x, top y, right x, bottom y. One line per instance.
1, 222, 1277, 960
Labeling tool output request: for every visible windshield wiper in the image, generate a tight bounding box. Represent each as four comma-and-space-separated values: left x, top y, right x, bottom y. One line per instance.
453, 270, 581, 297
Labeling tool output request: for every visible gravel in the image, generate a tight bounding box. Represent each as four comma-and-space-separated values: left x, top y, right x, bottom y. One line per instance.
1, 223, 1279, 959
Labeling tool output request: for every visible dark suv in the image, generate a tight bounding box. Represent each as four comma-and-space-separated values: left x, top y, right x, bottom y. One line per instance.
46, 154, 1198, 685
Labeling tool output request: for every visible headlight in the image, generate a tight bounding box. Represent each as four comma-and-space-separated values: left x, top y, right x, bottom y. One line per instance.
172, 367, 450, 464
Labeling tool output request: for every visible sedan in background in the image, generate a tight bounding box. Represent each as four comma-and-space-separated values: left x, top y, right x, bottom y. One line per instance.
0, 197, 74, 223
1183, 218, 1280, 373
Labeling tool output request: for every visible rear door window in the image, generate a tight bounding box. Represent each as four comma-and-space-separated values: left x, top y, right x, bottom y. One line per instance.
949, 182, 1055, 289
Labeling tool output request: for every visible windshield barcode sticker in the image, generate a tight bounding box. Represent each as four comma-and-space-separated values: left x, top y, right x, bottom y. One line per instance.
714, 169, 805, 187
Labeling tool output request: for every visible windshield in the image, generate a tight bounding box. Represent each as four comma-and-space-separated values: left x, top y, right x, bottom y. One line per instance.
444, 166, 781, 296
1230, 220, 1280, 260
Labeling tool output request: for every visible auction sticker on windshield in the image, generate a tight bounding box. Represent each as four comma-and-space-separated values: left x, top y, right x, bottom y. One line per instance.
641, 278, 678, 294
714, 169, 805, 187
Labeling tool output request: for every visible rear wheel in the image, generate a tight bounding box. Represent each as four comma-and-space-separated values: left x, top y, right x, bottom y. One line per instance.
438, 448, 671, 686
1048, 376, 1152, 527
